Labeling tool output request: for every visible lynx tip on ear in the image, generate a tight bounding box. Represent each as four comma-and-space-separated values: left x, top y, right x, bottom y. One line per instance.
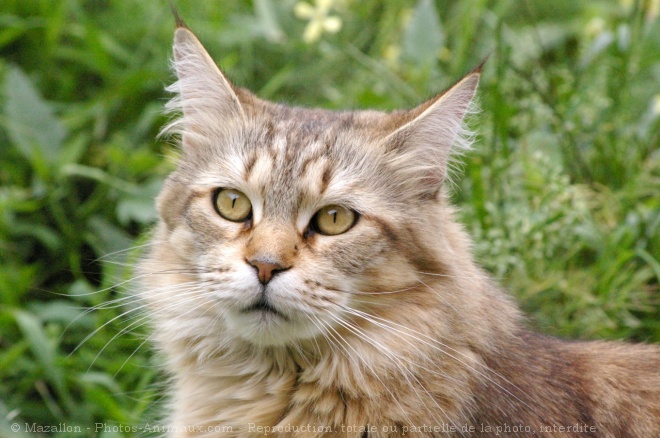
470, 54, 491, 75
169, 1, 188, 29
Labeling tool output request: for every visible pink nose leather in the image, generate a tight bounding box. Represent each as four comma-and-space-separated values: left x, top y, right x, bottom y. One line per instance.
249, 259, 283, 284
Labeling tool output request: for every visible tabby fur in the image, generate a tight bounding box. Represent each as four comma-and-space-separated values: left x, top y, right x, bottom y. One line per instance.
139, 22, 660, 437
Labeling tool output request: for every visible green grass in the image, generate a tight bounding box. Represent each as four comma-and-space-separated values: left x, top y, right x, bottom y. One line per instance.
1, 0, 658, 436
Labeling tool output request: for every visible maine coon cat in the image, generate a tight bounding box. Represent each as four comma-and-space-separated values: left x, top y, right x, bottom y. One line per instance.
139, 18, 660, 437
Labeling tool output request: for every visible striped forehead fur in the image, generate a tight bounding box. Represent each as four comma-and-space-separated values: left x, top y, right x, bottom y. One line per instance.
160, 27, 479, 202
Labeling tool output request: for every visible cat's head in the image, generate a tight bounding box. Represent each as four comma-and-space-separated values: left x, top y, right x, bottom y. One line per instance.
145, 26, 480, 348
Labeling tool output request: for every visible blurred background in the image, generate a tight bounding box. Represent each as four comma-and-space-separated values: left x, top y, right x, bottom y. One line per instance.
1, 0, 659, 436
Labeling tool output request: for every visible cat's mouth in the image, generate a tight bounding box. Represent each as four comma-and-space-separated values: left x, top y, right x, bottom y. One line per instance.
241, 298, 289, 321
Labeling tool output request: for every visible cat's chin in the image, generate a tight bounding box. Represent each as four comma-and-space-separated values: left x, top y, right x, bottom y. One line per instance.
223, 308, 322, 347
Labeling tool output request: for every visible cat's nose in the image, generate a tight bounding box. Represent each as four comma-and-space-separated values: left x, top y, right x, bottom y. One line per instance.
248, 258, 289, 284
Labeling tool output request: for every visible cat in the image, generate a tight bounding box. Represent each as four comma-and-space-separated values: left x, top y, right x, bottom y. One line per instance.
138, 17, 660, 438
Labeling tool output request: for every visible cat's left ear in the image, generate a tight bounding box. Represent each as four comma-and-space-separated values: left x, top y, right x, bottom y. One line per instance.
384, 67, 480, 198
164, 26, 246, 140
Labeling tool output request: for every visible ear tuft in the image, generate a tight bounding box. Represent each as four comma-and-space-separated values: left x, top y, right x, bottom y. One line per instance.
384, 70, 480, 197
168, 1, 187, 29
161, 27, 245, 144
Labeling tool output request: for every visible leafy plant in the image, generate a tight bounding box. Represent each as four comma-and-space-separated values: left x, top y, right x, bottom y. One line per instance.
0, 0, 658, 436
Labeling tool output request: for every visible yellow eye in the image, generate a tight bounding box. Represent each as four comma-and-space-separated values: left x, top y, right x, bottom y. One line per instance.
214, 188, 252, 222
314, 205, 356, 235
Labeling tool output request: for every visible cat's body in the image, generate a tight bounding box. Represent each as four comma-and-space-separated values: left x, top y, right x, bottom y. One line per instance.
140, 22, 660, 437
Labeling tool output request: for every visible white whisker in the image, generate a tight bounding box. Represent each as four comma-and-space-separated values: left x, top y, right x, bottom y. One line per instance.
322, 314, 417, 428
339, 304, 549, 422
329, 313, 465, 436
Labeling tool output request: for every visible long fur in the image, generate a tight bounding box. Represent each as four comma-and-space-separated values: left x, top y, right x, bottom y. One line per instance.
138, 25, 660, 437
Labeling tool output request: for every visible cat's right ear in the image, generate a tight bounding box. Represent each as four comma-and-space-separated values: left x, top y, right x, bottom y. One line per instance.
163, 27, 246, 140
381, 68, 480, 198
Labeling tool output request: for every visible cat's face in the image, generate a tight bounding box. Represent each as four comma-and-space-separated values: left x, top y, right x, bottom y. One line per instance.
143, 27, 479, 348
157, 110, 430, 347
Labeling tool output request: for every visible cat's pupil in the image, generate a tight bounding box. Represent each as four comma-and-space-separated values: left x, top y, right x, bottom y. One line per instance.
214, 188, 252, 222
314, 205, 356, 235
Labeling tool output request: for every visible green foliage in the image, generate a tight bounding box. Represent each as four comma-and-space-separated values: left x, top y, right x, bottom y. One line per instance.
0, 0, 658, 436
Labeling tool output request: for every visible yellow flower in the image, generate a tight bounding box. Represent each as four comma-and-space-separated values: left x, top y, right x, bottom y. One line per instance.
619, 0, 634, 12
294, 0, 342, 43
647, 0, 659, 23
652, 94, 660, 117
383, 44, 400, 66
585, 17, 605, 38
